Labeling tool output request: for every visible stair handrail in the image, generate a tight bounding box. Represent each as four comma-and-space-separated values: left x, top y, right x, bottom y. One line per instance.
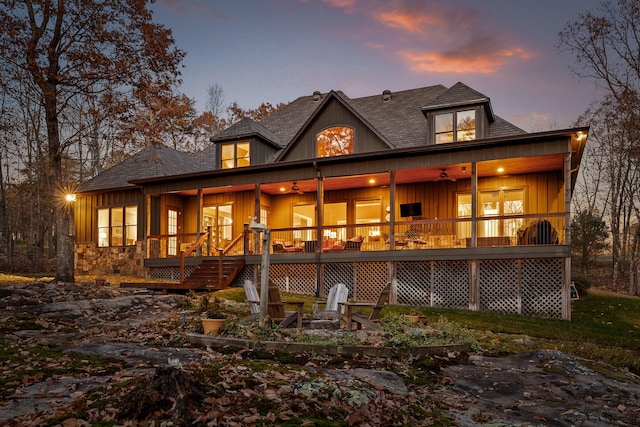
180, 230, 246, 286
217, 232, 246, 286
180, 229, 211, 285
222, 232, 245, 256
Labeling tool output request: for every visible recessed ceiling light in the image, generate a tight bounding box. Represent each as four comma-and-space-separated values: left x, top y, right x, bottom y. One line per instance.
497, 167, 505, 173
369, 178, 376, 184
279, 187, 286, 192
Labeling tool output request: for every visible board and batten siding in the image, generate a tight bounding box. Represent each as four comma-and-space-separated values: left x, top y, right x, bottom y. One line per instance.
281, 98, 390, 162
75, 189, 145, 243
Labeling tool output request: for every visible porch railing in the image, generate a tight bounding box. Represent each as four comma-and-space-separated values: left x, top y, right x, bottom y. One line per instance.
147, 213, 566, 259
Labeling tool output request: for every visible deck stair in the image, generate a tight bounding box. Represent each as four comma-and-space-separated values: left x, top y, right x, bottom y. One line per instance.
182, 258, 245, 290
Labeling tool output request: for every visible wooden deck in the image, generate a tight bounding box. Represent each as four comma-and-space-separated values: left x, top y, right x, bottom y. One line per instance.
119, 282, 210, 292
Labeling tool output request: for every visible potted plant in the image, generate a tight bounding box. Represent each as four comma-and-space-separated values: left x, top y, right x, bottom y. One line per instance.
405, 310, 428, 324
201, 296, 226, 335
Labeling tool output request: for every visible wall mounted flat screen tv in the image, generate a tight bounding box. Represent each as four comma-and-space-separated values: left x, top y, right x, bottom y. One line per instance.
400, 202, 422, 217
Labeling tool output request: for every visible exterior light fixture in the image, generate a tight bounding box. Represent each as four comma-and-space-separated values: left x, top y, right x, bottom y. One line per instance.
369, 178, 376, 184
497, 167, 505, 173
65, 193, 76, 203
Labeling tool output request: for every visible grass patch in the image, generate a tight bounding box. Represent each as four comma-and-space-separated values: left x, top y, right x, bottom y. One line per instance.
415, 289, 640, 373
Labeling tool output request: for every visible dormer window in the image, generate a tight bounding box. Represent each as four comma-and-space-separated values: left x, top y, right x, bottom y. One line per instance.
435, 109, 476, 143
317, 126, 354, 157
221, 141, 250, 169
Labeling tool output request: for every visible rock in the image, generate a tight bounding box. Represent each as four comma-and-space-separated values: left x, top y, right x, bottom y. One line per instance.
351, 368, 408, 396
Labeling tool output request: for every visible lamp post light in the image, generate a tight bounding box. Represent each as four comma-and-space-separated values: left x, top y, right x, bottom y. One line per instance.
249, 217, 270, 327
63, 192, 77, 281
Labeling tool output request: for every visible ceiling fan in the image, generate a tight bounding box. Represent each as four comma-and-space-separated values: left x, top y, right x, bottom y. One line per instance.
436, 168, 457, 182
286, 181, 304, 194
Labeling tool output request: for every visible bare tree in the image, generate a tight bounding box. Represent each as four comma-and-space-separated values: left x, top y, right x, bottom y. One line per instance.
559, 0, 640, 292
558, 0, 640, 116
0, 0, 187, 282
206, 84, 226, 119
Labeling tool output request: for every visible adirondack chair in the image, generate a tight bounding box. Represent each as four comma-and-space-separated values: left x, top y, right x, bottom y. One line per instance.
312, 283, 349, 319
341, 282, 392, 331
240, 280, 305, 328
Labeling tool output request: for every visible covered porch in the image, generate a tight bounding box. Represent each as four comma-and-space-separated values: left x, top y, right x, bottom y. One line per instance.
136, 129, 585, 320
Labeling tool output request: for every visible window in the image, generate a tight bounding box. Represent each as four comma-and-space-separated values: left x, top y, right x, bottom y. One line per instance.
317, 126, 353, 157
221, 141, 250, 169
202, 204, 233, 245
97, 206, 137, 247
324, 202, 347, 241
456, 189, 524, 239
435, 109, 476, 143
355, 199, 381, 239
456, 193, 472, 239
168, 209, 178, 256
293, 204, 315, 241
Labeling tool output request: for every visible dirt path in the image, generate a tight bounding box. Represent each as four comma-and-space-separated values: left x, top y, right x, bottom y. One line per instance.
1, 281, 639, 425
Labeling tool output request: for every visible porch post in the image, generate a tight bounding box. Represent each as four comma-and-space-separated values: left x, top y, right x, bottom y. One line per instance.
145, 194, 151, 258
469, 260, 479, 311
254, 184, 261, 255
389, 170, 396, 287
389, 169, 396, 251
470, 162, 478, 247
563, 151, 572, 320
197, 188, 203, 256
316, 176, 324, 296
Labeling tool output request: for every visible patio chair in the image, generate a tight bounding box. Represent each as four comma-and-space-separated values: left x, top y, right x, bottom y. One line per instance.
240, 280, 305, 328
341, 282, 392, 331
312, 283, 349, 320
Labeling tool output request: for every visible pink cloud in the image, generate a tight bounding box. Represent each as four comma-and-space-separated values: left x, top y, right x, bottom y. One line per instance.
375, 10, 442, 33
313, 0, 358, 13
400, 36, 532, 74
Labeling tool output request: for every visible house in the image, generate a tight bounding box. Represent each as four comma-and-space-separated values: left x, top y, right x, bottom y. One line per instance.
74, 82, 588, 320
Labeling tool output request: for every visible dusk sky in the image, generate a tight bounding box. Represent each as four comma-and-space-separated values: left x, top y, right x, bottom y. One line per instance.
151, 0, 604, 132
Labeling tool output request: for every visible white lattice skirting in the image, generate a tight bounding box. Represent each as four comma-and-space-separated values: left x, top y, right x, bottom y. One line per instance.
233, 258, 565, 319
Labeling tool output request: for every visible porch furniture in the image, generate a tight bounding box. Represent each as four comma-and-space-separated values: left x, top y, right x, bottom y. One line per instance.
340, 282, 391, 331
312, 283, 348, 320
240, 280, 305, 328
304, 240, 317, 253
383, 233, 409, 249
272, 240, 303, 253
517, 219, 559, 245
345, 235, 364, 251
466, 236, 511, 247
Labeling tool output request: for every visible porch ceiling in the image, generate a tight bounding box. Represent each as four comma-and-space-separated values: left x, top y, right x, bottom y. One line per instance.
186, 153, 564, 196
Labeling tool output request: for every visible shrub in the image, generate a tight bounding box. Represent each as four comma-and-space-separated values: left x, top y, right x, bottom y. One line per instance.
571, 272, 593, 296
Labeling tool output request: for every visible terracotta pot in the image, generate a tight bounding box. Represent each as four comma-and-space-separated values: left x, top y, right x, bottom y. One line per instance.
202, 318, 225, 335
406, 315, 420, 323
406, 315, 428, 324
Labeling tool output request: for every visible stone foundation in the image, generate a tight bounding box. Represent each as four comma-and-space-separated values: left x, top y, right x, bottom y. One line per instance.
75, 241, 146, 278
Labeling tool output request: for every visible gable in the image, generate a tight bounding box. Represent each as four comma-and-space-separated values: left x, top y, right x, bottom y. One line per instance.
277, 96, 390, 162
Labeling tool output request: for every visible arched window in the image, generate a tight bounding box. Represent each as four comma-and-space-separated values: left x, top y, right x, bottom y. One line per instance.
317, 126, 353, 157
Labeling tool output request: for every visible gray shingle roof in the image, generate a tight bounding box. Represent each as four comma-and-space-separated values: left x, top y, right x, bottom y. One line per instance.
423, 82, 490, 111
259, 94, 328, 147
215, 82, 525, 150
488, 116, 526, 138
81, 82, 528, 192
345, 85, 448, 148
79, 144, 196, 192
211, 117, 280, 147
